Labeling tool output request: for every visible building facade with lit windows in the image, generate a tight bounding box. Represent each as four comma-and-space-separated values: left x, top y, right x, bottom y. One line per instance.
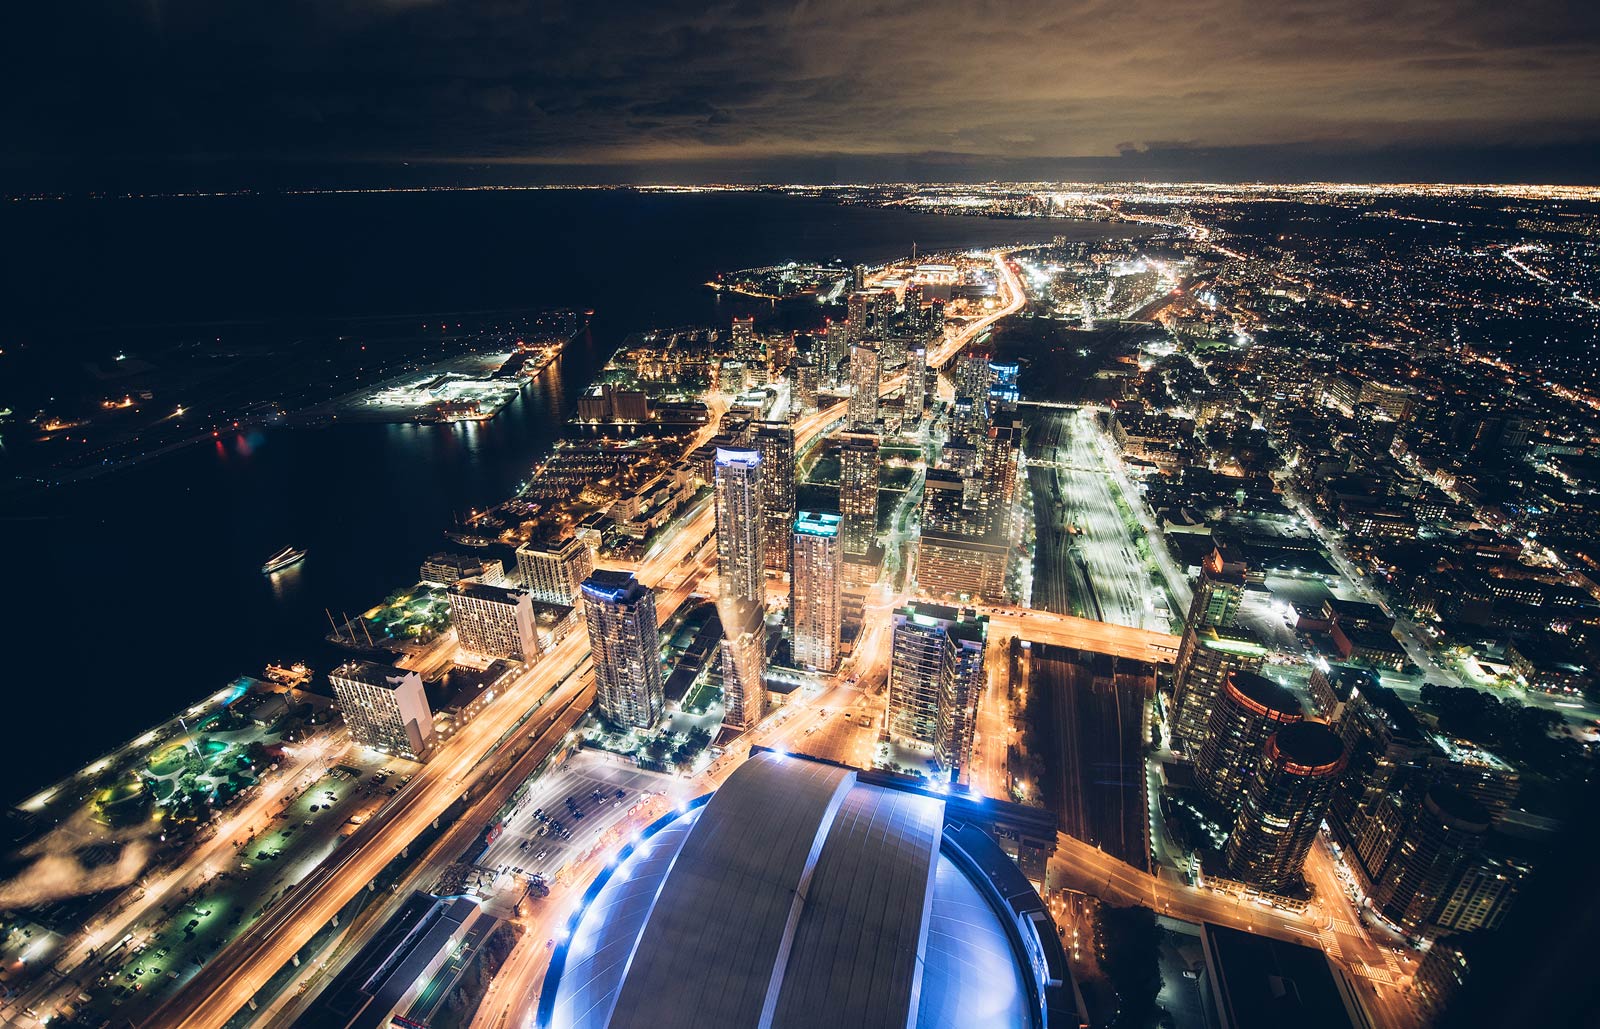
839, 435, 880, 559
1196, 670, 1304, 812
582, 571, 664, 730
915, 527, 1010, 604
1170, 624, 1267, 755
714, 447, 769, 731
847, 343, 881, 428
790, 512, 842, 672
516, 535, 596, 606
889, 603, 989, 780
1364, 786, 1490, 938
904, 343, 927, 424
447, 581, 541, 662
329, 660, 434, 761
1223, 721, 1347, 893
713, 448, 765, 608
752, 422, 796, 573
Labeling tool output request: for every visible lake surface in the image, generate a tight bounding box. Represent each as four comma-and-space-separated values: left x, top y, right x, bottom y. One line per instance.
0, 189, 1147, 797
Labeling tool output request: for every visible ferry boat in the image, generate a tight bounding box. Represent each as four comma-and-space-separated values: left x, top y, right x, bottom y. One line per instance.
261, 545, 307, 574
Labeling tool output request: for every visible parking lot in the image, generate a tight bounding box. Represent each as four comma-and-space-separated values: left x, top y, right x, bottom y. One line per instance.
479, 751, 679, 883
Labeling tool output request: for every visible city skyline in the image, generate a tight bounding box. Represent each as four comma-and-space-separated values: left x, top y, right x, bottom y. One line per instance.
2, 123, 1598, 1029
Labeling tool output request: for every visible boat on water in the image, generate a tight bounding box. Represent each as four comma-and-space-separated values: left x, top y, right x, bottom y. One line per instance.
445, 531, 494, 548
262, 545, 307, 574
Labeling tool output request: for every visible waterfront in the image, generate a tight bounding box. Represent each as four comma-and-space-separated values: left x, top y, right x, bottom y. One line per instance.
0, 189, 1146, 797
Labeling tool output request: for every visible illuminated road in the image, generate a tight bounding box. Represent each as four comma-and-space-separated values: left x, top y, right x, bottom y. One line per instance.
982, 608, 1178, 663
1048, 831, 1417, 1029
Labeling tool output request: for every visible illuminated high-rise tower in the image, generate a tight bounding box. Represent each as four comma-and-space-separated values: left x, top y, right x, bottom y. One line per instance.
888, 603, 988, 780
1196, 669, 1304, 811
714, 448, 765, 608
904, 343, 927, 425
848, 343, 881, 428
790, 512, 842, 672
752, 422, 796, 573
582, 571, 663, 730
1224, 721, 1346, 893
840, 435, 880, 559
715, 447, 768, 729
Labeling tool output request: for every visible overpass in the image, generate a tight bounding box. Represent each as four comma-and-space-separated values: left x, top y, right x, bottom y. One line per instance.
979, 607, 1179, 664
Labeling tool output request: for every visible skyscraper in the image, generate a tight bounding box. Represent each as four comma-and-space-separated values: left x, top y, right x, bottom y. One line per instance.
848, 343, 881, 428
979, 413, 1022, 537
793, 356, 819, 413
1189, 548, 1247, 628
790, 512, 842, 672
1169, 625, 1267, 754
953, 350, 994, 430
582, 570, 664, 730
1224, 721, 1346, 893
714, 448, 765, 608
823, 320, 850, 386
718, 604, 767, 730
839, 435, 880, 559
515, 535, 596, 606
730, 315, 756, 359
1365, 786, 1490, 938
715, 447, 768, 729
752, 422, 796, 573
889, 603, 989, 779
904, 343, 927, 425
1196, 669, 1304, 811
850, 262, 866, 291
846, 291, 870, 342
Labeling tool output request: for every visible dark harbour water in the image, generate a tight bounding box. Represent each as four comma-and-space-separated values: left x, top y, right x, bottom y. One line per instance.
0, 189, 1146, 798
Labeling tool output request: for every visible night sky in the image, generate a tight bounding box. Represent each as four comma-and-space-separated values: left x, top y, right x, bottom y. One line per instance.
4, 0, 1600, 187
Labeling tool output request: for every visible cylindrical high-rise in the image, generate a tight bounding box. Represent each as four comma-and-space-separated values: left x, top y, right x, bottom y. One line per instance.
1224, 721, 1346, 893
1197, 669, 1303, 811
1369, 786, 1490, 937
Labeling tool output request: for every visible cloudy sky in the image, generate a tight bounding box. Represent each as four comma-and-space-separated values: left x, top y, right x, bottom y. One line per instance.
5, 0, 1600, 185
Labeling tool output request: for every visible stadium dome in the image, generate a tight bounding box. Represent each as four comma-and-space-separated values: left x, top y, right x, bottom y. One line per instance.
536, 750, 1082, 1029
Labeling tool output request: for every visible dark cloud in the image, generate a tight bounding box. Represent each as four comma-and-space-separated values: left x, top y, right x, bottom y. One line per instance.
2, 0, 1598, 185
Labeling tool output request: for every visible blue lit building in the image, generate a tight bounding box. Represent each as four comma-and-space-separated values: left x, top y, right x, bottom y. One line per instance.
989, 360, 1021, 404
537, 750, 1086, 1029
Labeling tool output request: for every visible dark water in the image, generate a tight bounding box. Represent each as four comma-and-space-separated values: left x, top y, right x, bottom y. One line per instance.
0, 190, 1145, 798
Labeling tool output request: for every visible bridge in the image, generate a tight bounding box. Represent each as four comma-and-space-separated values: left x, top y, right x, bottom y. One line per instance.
977, 607, 1179, 663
